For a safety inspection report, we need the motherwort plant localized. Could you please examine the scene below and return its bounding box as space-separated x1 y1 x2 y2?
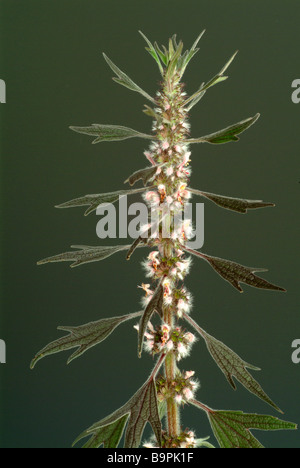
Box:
31 32 297 448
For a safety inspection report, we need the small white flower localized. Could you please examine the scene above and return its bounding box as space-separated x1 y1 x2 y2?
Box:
183 387 193 400
185 370 195 379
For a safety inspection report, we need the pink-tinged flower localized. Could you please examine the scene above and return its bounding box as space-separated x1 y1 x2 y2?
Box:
177 342 188 358
182 387 193 400
164 295 173 305
144 150 156 165
162 141 170 150
177 299 189 311
144 191 160 207
184 332 196 344
166 340 174 351
145 340 154 352
166 196 173 205
174 144 182 153
164 102 171 111
165 166 174 176
175 394 183 405
185 370 195 379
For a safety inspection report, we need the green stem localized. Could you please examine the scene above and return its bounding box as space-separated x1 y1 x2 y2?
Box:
163 242 180 439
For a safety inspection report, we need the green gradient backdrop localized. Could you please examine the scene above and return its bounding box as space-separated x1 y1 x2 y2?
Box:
0 0 299 448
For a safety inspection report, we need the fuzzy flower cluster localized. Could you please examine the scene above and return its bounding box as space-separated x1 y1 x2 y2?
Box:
143 251 192 281
156 370 199 405
144 430 197 449
134 322 196 360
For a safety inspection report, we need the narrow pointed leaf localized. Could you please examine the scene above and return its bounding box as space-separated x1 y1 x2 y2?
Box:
139 31 164 75
126 236 146 260
74 357 164 448
103 53 155 102
154 42 168 66
69 124 153 144
180 30 205 76
184 247 286 293
124 379 162 448
37 244 134 268
125 165 159 186
30 311 142 369
55 187 149 216
183 313 281 412
81 415 129 449
166 41 183 80
184 50 237 109
208 410 297 449
186 113 260 144
189 188 275 214
138 282 164 357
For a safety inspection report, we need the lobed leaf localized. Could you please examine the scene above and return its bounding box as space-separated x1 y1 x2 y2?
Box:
186 113 260 144
138 281 164 357
125 165 160 186
208 410 297 448
80 415 129 449
184 247 286 293
189 188 275 214
74 357 164 448
103 53 155 102
183 313 281 412
30 311 142 368
69 124 153 144
55 187 149 216
37 244 134 268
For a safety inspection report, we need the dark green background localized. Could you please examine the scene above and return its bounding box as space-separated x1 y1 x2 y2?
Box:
0 0 299 448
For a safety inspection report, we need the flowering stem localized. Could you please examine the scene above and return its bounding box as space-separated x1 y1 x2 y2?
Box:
164 305 180 438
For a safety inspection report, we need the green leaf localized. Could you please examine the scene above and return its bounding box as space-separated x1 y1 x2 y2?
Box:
69 124 153 144
184 248 286 293
138 282 164 357
179 30 206 77
195 437 215 449
165 41 184 80
55 187 149 216
189 188 275 214
74 357 164 448
125 165 160 186
81 415 129 449
208 410 297 448
154 42 168 66
126 236 146 261
30 312 142 368
186 113 260 144
124 379 162 448
37 244 135 268
103 53 155 102
139 31 164 76
184 51 237 110
183 314 281 412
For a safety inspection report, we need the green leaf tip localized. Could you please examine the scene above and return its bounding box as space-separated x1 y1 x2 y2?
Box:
189 188 275 214
30 312 143 369
184 314 282 413
186 113 260 145
69 124 153 144
102 52 155 102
